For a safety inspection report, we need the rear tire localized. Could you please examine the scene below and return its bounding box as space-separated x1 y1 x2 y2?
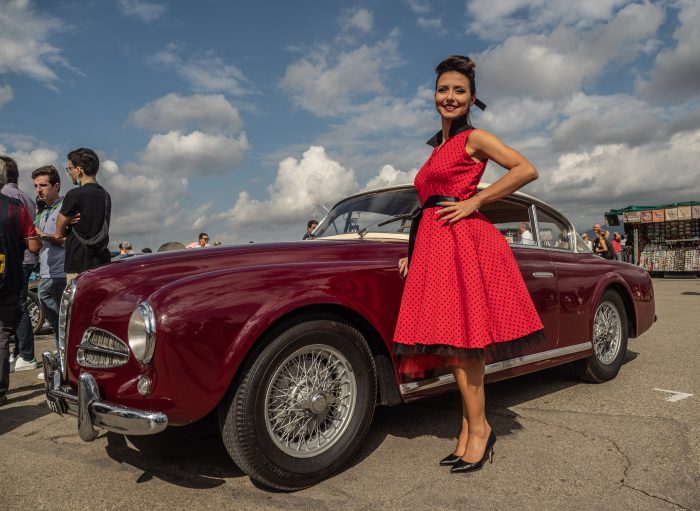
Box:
577 290 628 383
219 314 377 490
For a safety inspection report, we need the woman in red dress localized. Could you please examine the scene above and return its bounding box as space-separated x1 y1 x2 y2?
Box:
394 55 544 474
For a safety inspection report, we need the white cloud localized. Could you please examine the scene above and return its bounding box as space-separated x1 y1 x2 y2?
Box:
117 0 166 22
636 0 700 103
342 8 373 33
551 93 664 151
128 93 243 133
0 0 68 84
138 130 249 177
280 32 402 117
477 2 664 99
466 0 631 39
362 164 418 191
149 44 252 96
0 140 60 193
548 129 700 203
406 0 431 14
222 146 357 231
0 84 13 108
417 17 446 33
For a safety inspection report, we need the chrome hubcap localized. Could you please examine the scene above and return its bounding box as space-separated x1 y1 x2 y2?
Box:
264 344 356 458
593 301 622 365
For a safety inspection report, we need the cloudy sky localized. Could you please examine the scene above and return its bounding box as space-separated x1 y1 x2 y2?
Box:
1 0 698 248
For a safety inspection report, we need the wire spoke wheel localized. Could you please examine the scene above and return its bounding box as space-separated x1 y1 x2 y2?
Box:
593 300 622 365
264 344 357 458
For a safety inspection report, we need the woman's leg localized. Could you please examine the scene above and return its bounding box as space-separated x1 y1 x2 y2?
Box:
452 366 469 457
452 350 491 462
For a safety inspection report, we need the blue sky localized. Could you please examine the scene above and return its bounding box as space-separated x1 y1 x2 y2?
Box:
1 0 699 249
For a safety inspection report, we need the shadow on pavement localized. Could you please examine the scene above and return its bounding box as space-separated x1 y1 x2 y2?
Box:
105 412 244 489
101 351 641 491
0 400 52 437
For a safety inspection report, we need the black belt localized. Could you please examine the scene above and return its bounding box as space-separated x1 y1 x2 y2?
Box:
408 195 461 265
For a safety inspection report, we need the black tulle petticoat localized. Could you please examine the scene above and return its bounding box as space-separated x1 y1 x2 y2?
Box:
393 329 546 379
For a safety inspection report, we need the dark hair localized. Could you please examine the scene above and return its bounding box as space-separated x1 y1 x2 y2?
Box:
67 148 100 176
0 155 19 184
141 247 152 253
434 55 477 97
198 232 209 240
32 165 61 186
307 219 318 229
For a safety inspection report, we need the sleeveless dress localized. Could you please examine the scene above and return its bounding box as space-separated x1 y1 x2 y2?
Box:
393 128 544 377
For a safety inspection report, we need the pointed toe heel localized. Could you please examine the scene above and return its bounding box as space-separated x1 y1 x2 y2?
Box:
439 453 461 466
450 431 497 474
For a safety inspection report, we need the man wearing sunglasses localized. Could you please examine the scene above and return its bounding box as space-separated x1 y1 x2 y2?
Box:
55 148 111 281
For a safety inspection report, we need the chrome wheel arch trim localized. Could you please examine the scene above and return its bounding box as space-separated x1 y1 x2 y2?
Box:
398 342 591 396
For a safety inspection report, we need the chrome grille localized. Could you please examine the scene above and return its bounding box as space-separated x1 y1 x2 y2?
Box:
57 280 77 378
77 328 130 368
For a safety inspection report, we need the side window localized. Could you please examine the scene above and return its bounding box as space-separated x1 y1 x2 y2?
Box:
479 200 535 246
536 208 571 250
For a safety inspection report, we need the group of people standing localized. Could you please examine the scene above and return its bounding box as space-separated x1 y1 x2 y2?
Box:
583 223 625 261
0 148 111 402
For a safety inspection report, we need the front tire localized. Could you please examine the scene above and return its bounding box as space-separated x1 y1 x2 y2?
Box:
220 315 377 490
578 290 629 382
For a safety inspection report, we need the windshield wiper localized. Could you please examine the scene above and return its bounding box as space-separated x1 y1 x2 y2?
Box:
357 210 419 239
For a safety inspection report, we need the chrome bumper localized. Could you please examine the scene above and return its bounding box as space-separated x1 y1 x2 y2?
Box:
42 351 168 441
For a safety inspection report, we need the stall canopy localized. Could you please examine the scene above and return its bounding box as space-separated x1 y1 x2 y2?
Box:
607 201 700 215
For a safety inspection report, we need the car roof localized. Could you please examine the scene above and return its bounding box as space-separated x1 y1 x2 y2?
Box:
332 183 565 222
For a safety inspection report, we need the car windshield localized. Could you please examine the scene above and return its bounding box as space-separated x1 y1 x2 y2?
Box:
314 188 420 238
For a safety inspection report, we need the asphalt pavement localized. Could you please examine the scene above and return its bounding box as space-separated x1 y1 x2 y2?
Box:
1 278 698 510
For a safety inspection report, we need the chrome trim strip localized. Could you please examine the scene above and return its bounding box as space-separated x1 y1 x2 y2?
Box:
532 272 555 278
399 342 592 396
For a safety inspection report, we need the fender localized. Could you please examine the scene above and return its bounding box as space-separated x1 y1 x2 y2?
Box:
146 260 403 424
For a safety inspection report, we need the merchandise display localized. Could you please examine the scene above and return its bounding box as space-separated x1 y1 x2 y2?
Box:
608 201 700 275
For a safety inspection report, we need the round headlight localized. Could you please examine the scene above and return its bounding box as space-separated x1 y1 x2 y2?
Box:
128 302 156 363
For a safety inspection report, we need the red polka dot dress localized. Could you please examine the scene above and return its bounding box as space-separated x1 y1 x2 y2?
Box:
393 128 543 377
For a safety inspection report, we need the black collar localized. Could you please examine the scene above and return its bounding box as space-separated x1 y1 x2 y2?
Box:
426 115 473 148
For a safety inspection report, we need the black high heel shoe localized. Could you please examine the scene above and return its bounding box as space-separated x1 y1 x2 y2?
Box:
439 453 461 466
450 430 496 474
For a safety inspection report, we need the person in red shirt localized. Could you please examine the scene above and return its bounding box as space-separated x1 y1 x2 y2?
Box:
0 156 41 406
612 232 623 261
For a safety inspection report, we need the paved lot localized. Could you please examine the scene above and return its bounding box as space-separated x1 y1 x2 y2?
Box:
1 279 698 510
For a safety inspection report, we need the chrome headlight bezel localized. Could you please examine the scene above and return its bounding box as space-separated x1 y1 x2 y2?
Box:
128 302 156 364
58 279 77 378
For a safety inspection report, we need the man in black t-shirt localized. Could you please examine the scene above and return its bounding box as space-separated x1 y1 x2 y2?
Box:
56 148 111 278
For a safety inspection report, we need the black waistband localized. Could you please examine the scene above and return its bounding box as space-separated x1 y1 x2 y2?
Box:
422 195 462 208
408 195 463 265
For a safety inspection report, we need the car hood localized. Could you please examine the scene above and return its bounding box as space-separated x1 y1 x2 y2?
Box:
75 239 404 307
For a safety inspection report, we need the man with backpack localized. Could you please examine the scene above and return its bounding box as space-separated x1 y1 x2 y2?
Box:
55 148 111 280
0 157 41 406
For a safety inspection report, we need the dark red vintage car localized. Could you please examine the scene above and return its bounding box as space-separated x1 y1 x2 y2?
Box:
42 185 655 490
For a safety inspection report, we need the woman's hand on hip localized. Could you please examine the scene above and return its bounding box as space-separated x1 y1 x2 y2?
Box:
398 257 408 278
435 196 480 223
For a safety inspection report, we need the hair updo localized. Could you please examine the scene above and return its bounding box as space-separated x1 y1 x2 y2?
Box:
434 55 477 97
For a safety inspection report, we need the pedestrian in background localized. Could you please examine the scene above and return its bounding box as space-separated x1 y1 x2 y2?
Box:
56 148 112 281
0 155 38 373
612 232 623 261
186 233 210 248
303 220 318 240
0 158 41 405
32 165 66 378
581 233 593 251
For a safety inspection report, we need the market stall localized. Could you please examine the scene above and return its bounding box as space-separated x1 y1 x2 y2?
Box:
606 202 700 276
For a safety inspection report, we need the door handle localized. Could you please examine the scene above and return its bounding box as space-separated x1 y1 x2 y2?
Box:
532 272 554 278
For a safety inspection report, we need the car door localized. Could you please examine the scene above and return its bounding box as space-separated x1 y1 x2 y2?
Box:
533 206 595 347
480 199 559 356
